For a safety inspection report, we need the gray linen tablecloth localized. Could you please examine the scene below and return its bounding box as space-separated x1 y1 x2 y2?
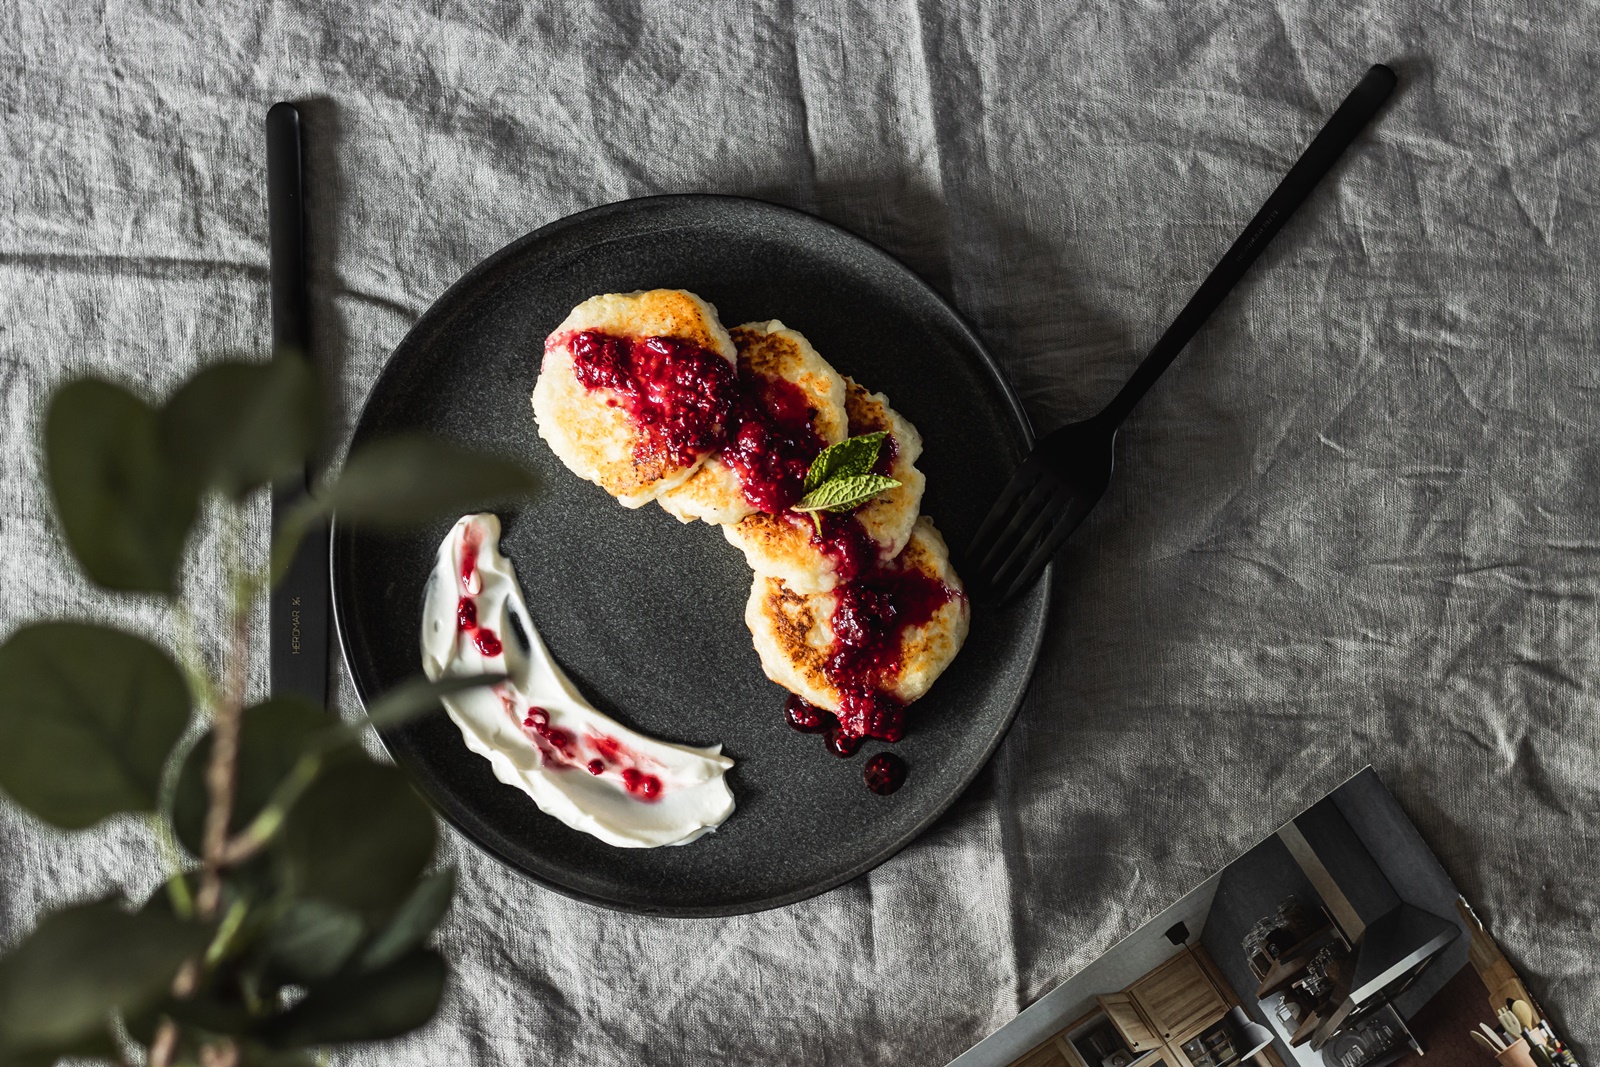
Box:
2 2 1596 1064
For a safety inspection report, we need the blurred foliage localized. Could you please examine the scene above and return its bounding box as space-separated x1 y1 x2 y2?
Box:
0 351 535 1066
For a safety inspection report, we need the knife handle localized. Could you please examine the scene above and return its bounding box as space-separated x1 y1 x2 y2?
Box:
267 102 329 709
267 102 309 362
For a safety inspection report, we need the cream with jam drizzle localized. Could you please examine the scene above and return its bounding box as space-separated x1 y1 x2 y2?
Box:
421 514 734 847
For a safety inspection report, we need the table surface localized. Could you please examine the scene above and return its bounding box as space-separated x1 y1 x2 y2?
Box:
1 3 1595 1065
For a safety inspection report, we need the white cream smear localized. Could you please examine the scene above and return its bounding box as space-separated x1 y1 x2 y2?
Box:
421 514 735 847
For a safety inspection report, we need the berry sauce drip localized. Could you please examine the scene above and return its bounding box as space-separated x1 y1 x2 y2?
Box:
782 559 958 783
808 511 879 586
871 432 900 476
459 524 481 592
455 526 501 656
565 330 833 514
516 712 665 801
523 707 577 764
722 373 827 513
863 753 907 795
828 565 952 737
567 331 740 469
784 694 831 733
456 596 503 657
622 767 663 800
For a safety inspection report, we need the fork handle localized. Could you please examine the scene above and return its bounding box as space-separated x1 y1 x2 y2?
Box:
1099 63 1397 427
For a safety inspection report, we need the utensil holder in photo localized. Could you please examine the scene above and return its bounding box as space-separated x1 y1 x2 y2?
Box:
1497 1037 1537 1067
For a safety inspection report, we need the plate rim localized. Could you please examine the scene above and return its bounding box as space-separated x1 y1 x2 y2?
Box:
330 192 1053 916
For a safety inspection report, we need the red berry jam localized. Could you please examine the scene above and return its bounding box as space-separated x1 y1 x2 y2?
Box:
522 708 577 763
454 529 503 658
723 373 827 513
459 523 481 590
784 554 959 778
863 753 907 795
871 432 899 476
826 727 863 758
622 767 663 801
567 331 740 470
564 330 835 515
808 510 880 586
454 594 502 659
826 564 953 735
500 709 669 803
784 694 833 733
588 734 624 763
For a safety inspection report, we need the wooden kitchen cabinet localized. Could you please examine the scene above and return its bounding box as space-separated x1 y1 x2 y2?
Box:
1009 1036 1082 1067
1128 949 1229 1044
1096 992 1162 1052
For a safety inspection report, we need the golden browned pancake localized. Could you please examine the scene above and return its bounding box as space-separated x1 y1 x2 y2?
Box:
841 377 924 557
722 376 925 592
659 321 848 525
531 290 735 508
744 518 969 710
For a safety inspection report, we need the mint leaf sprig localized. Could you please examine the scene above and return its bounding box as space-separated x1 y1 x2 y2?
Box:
793 431 901 532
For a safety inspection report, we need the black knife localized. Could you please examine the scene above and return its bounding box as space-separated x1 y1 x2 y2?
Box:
267 101 330 708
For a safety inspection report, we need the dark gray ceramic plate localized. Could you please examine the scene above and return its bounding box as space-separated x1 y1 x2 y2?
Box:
331 194 1050 916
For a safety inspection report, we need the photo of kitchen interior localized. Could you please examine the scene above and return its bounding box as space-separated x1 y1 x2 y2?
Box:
953 769 1581 1067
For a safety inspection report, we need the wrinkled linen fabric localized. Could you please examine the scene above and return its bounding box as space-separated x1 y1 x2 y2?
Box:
1 1 1596 1064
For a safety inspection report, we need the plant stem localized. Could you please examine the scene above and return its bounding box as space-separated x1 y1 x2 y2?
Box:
172 599 221 716
149 1019 179 1067
199 1038 239 1067
196 507 253 920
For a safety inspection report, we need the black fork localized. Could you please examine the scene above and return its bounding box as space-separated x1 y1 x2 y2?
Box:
965 63 1397 605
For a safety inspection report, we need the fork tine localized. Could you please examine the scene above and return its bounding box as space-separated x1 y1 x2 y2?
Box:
981 481 1072 595
993 495 1096 603
965 460 1045 570
969 472 1058 578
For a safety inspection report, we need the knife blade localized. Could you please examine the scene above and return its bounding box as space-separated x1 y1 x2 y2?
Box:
266 101 329 708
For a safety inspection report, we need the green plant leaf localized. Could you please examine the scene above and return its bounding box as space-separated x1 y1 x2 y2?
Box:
0 1030 117 1067
237 1045 320 1067
159 352 320 500
802 431 886 493
0 623 189 830
45 379 199 595
277 760 437 919
171 696 330 857
359 869 455 972
323 436 536 526
358 674 508 733
264 900 366 983
163 989 257 1036
259 949 446 1049
268 500 323 588
270 436 536 585
0 897 209 1059
793 473 902 515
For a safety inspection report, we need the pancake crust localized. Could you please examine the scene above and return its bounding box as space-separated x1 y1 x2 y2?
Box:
842 377 925 559
723 376 925 593
659 320 848 525
531 290 736 508
744 518 970 711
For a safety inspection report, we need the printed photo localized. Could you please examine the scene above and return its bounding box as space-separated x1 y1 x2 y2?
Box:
951 769 1578 1067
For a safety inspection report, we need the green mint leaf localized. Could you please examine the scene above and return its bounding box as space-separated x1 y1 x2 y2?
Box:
794 474 902 515
803 432 887 493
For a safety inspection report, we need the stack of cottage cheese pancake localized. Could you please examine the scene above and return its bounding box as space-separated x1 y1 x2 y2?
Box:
532 289 969 761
